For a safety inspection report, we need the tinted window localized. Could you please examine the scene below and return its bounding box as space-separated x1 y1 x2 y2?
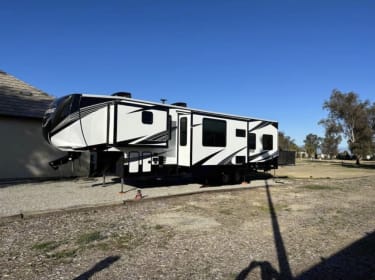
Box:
236 129 246 137
203 118 226 147
180 117 187 146
142 111 153 124
80 97 112 108
236 156 246 164
248 133 256 149
263 134 273 150
52 95 72 126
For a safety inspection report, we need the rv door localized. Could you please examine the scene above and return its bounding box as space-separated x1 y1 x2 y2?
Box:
178 114 191 167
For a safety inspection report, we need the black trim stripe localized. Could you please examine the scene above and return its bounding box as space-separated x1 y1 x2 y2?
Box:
52 101 111 145
190 113 193 166
218 146 247 165
116 133 169 147
50 114 79 135
249 121 273 133
79 102 111 119
127 104 168 114
140 130 169 142
248 151 279 162
248 151 270 162
50 100 112 137
193 149 224 167
113 103 118 144
247 121 250 163
106 104 110 145
116 136 144 146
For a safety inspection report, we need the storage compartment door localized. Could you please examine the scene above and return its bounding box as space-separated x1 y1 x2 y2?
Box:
142 152 152 173
129 152 139 173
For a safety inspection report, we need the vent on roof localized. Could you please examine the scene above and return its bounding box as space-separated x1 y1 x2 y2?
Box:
172 102 187 107
112 92 132 98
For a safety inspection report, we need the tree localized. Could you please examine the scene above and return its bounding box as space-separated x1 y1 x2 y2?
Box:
304 133 322 158
321 90 373 164
278 131 299 151
369 103 375 131
369 103 375 153
319 118 342 159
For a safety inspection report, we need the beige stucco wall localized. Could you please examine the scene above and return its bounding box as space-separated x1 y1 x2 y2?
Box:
0 116 89 180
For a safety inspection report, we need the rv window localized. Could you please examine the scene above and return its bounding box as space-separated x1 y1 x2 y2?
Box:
202 118 226 147
236 129 246 137
263 134 273 150
180 117 187 146
142 111 153 124
248 133 256 149
80 97 112 108
236 156 246 164
52 95 72 126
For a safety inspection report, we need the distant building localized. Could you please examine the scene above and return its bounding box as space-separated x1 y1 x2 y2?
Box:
297 151 308 158
0 70 89 181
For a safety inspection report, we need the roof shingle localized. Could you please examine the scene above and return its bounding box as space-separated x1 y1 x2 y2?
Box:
0 71 54 119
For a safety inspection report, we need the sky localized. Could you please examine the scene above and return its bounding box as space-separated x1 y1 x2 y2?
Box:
1 0 374 146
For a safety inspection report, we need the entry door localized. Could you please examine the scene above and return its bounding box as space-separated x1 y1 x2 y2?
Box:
178 114 191 167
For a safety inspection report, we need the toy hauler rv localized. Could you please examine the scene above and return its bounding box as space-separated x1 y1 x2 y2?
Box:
42 93 278 184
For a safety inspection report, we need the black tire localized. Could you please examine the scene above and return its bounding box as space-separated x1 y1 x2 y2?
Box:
232 170 243 184
221 172 231 185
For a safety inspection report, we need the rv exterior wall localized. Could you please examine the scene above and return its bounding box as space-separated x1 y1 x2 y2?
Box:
81 106 108 147
42 93 278 177
116 103 168 147
192 114 248 166
50 119 86 151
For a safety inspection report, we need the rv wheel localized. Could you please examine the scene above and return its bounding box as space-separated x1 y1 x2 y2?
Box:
221 172 231 185
233 170 242 184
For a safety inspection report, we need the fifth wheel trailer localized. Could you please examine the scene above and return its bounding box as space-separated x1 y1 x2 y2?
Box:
42 93 278 184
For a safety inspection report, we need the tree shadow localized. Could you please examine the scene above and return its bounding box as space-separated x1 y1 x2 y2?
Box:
236 180 375 279
73 255 120 280
338 162 375 170
295 231 375 280
264 181 293 280
236 261 280 280
236 181 293 280
326 159 375 170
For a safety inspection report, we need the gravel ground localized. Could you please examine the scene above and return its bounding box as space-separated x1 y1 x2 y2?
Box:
1 174 374 280
0 176 280 218
1 160 371 218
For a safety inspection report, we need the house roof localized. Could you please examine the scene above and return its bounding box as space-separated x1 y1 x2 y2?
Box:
0 70 53 119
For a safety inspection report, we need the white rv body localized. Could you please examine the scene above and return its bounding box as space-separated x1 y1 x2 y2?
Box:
43 93 278 182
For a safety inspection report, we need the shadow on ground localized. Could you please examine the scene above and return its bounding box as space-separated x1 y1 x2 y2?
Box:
123 175 194 188
337 161 375 170
295 231 375 280
121 172 276 188
236 180 375 280
73 255 120 280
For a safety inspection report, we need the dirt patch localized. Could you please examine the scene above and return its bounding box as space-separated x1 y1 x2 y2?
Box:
149 212 221 231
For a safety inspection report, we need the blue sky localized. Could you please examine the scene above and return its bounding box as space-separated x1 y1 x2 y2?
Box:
1 1 374 146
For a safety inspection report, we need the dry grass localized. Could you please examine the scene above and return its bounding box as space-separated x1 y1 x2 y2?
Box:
275 159 375 179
